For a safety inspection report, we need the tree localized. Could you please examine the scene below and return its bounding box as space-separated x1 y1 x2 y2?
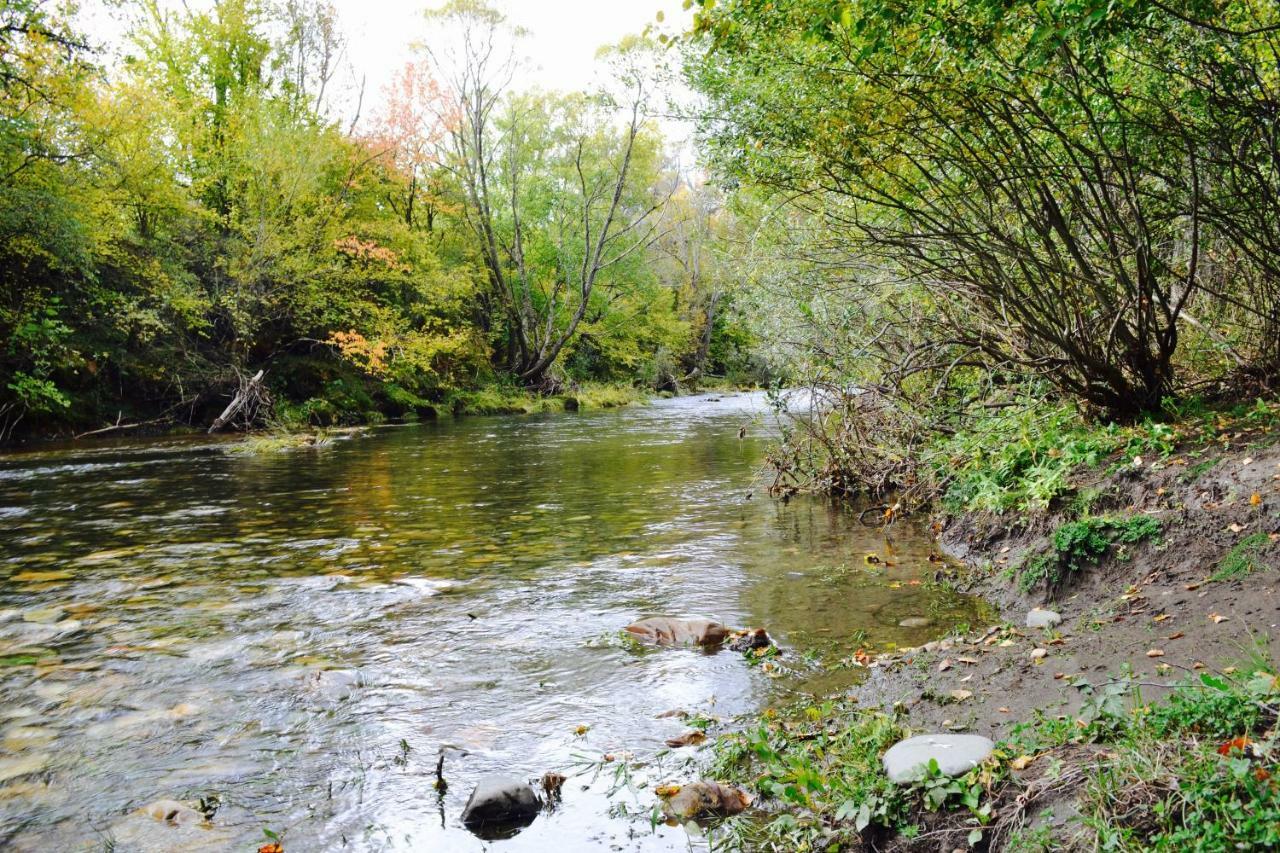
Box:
423 2 670 388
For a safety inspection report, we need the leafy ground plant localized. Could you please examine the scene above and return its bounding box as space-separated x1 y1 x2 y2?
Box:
1018 515 1162 592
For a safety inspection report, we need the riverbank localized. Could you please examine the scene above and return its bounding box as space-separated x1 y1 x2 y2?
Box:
705 403 1280 851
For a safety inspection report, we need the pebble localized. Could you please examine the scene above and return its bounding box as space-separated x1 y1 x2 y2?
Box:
1026 608 1062 629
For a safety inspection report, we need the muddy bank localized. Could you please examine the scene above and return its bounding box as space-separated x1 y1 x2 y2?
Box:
851 434 1280 751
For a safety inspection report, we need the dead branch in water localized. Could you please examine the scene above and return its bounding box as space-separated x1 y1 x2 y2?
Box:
208 369 269 433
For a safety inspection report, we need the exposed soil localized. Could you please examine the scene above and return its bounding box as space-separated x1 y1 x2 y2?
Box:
843 433 1280 848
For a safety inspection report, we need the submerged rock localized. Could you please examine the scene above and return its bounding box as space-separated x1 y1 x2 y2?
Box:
309 668 362 701
137 798 207 826
898 617 933 629
1026 608 1063 629
659 781 751 820
625 617 729 647
461 776 541 838
882 734 995 784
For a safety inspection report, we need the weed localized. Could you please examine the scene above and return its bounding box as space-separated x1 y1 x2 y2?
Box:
1213 532 1272 581
1018 515 1162 592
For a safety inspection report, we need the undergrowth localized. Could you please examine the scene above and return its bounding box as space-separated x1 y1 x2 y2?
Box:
706 665 1280 852
1017 515 1162 592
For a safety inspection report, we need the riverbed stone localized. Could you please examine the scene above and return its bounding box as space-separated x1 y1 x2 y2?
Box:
625 617 729 647
1025 608 1063 629
660 781 751 820
882 734 995 784
898 617 933 628
461 776 541 835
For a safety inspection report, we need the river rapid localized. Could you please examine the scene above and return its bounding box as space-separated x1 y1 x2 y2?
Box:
0 392 987 851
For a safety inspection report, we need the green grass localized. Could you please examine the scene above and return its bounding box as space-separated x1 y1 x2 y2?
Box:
1213 532 1273 581
706 701 998 851
1018 515 1162 592
933 392 1280 518
706 665 1280 852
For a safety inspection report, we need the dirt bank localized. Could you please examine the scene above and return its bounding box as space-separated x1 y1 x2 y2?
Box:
850 434 1280 740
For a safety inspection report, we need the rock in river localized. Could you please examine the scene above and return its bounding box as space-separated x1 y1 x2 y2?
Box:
727 627 772 652
461 776 541 838
659 781 751 821
625 617 729 647
1026 608 1063 629
882 734 995 784
898 617 933 629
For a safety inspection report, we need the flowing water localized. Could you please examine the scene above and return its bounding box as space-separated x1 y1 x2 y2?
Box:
0 393 989 851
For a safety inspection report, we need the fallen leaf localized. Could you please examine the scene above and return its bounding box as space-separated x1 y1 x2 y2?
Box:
1209 613 1228 624
958 656 980 665
258 845 283 853
938 659 952 672
1146 649 1165 658
1053 672 1066 680
573 724 590 736
1167 632 1185 640
1242 457 1255 466
998 706 1010 713
1250 493 1262 506
1029 648 1048 660
949 689 973 702
1193 661 1205 670
1228 523 1245 533
1153 614 1171 623
655 784 682 798
1217 736 1251 756
1010 755 1035 771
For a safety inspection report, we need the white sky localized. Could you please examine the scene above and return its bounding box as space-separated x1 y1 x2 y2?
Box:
80 1 695 127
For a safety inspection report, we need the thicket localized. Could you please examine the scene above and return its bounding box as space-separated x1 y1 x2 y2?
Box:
683 0 1280 504
0 0 762 442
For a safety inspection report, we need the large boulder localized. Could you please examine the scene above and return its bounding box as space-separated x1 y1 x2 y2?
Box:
882 734 995 784
461 776 541 838
625 617 729 647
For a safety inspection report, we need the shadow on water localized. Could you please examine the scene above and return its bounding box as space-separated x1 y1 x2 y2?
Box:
0 392 990 851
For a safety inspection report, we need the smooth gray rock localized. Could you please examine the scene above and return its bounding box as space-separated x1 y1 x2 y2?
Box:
1025 608 1063 629
898 617 933 628
882 734 994 784
461 776 541 833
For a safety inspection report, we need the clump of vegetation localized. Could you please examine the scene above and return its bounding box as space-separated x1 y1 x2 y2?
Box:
706 701 997 851
1213 533 1274 581
1018 515 1162 592
707 666 1280 852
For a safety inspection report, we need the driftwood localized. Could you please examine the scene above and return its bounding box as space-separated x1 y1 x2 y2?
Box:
208 369 267 433
75 413 171 440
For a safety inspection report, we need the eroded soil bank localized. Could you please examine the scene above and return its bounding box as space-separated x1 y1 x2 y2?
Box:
841 429 1280 848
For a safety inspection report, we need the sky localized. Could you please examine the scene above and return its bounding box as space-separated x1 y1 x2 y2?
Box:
80 1 696 129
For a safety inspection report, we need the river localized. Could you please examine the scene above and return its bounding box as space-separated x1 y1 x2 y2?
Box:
0 392 988 851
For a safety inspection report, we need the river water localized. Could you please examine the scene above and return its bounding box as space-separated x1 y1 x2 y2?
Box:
0 392 987 851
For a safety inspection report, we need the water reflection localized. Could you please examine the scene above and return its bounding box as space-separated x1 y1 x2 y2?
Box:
0 393 987 850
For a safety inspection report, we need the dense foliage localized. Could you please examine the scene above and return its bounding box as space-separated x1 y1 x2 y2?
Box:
682 0 1280 499
0 0 762 441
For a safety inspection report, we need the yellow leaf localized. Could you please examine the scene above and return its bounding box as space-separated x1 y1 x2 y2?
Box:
1146 648 1165 658
1250 493 1262 506
1010 755 1034 771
